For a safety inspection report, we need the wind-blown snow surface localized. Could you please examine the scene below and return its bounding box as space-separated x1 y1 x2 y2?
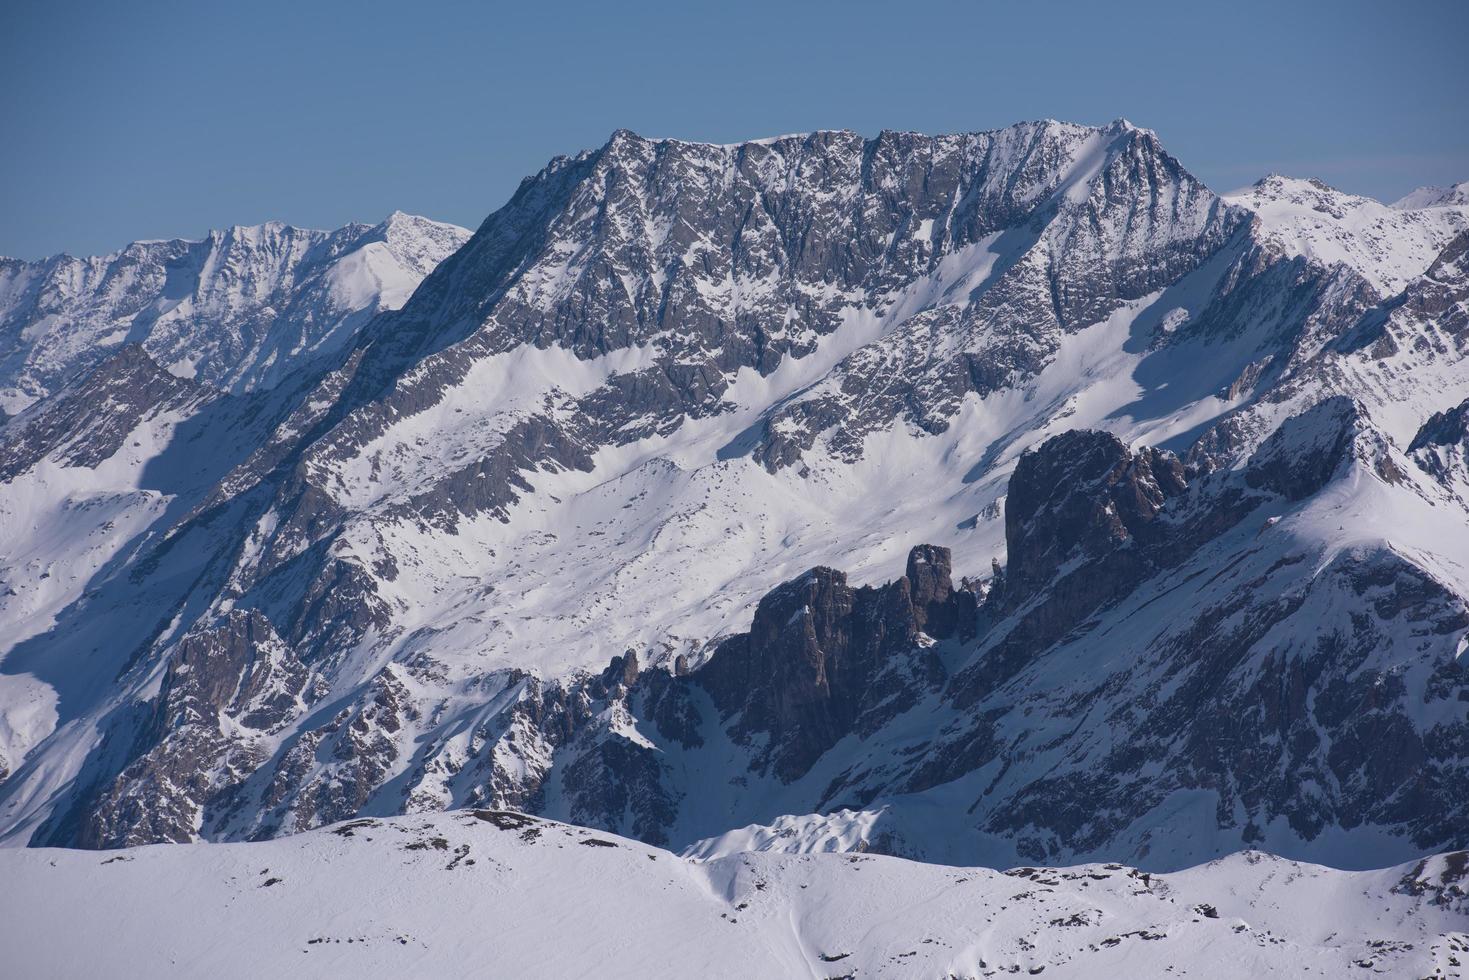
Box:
1 811 1464 979
0 120 1467 880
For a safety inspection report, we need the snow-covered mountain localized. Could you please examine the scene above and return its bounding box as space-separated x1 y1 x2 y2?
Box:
1225 174 1469 294
0 212 470 414
0 121 1466 894
2 810 1464 979
1395 180 1469 210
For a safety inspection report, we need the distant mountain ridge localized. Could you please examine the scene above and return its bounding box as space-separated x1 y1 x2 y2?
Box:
0 212 470 414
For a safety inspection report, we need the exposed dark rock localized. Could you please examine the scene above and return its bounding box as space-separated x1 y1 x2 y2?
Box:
1410 398 1469 454
1409 396 1469 489
695 546 960 779
77 611 310 848
906 544 973 640
1244 396 1361 500
1002 430 1186 604
0 345 204 480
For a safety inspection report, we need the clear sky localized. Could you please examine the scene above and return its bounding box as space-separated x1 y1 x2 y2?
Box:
3 0 1466 259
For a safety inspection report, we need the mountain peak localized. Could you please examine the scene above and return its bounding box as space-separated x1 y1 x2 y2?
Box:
1393 180 1469 210
372 209 469 244
1242 173 1351 200
1226 172 1469 293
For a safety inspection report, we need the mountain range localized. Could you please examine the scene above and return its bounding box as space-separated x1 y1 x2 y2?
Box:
1 120 1467 902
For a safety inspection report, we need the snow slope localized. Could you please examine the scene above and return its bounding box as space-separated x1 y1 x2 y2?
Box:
1 810 1463 979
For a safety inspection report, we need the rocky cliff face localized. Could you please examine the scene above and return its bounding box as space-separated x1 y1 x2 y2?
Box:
534 408 1467 868
695 547 964 781
1 122 1466 874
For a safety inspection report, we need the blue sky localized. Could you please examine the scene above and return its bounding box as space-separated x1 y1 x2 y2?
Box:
3 0 1466 259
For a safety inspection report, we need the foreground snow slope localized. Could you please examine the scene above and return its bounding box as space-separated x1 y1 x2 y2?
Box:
1 810 1464 979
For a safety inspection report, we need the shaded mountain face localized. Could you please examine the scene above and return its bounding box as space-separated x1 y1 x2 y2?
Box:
0 121 1466 873
0 345 206 479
